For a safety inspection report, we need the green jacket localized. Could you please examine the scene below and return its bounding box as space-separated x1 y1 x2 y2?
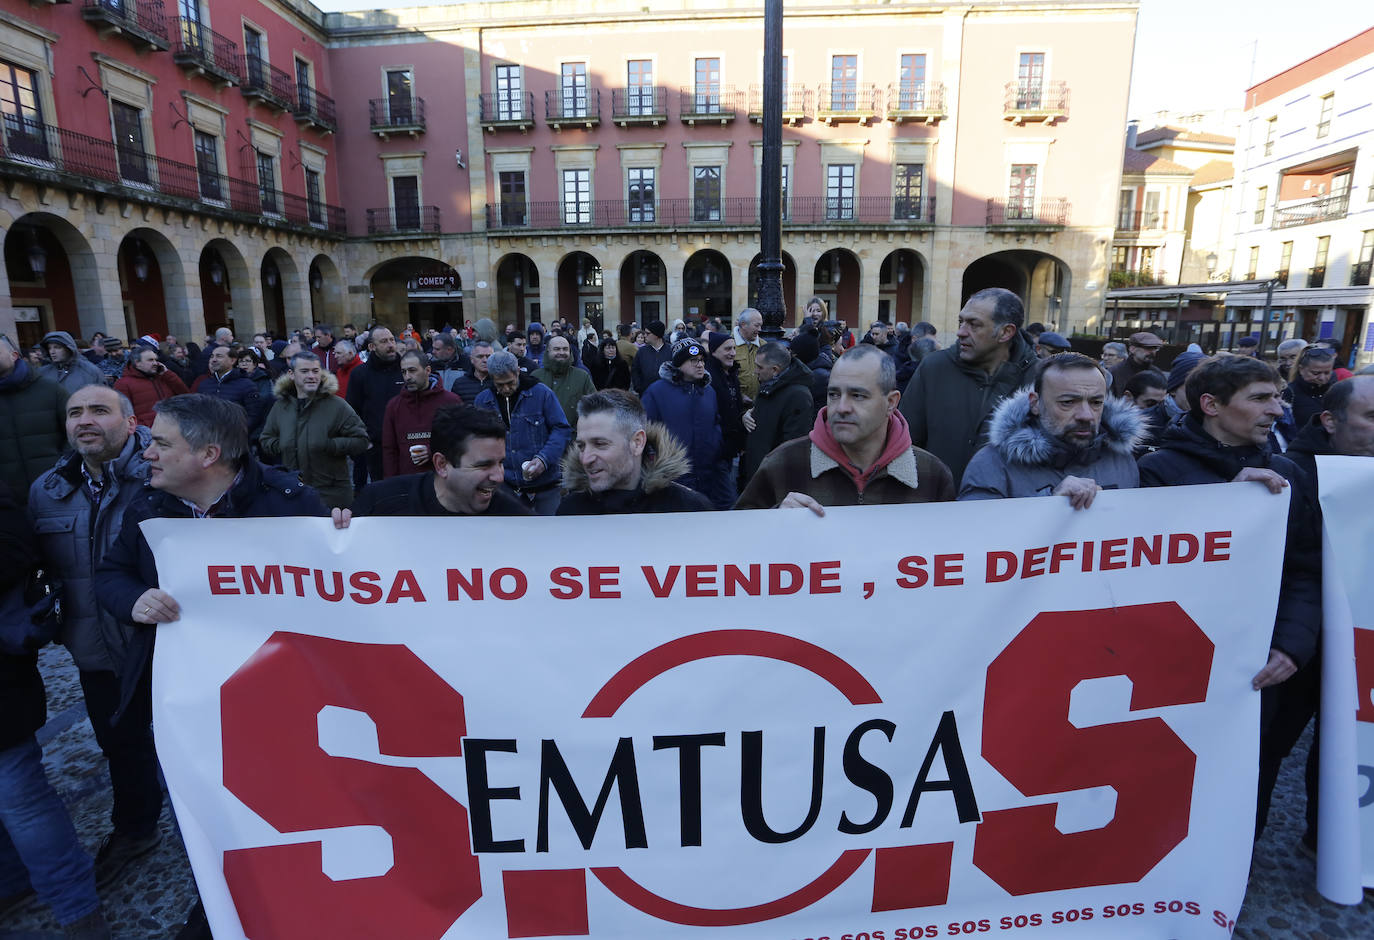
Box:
897 332 1037 487
532 363 596 427
0 360 69 505
259 371 369 509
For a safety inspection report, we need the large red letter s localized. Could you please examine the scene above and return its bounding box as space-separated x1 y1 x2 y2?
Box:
973 603 1214 895
220 631 481 939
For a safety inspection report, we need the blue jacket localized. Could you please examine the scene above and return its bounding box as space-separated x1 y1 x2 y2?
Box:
95 460 327 719
474 374 571 490
193 368 264 433
641 362 721 493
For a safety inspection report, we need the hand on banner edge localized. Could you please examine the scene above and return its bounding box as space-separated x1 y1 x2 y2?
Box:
332 507 353 529
132 588 181 625
778 492 826 517
1233 467 1289 495
1251 648 1297 689
1053 475 1102 510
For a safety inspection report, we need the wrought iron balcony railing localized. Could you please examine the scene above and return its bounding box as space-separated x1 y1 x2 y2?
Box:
1307 265 1326 289
885 82 947 121
612 87 668 124
747 85 811 122
1271 193 1349 229
478 93 536 129
241 55 296 112
81 0 169 50
171 19 241 85
1003 81 1070 121
485 195 935 230
1352 261 1372 287
679 86 741 123
293 84 337 132
817 84 880 121
366 205 441 235
545 89 600 128
987 197 1070 225
1116 210 1168 231
369 97 425 134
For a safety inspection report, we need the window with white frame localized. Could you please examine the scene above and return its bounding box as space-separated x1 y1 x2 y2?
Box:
627 60 654 115
562 168 591 224
826 163 855 219
1316 94 1333 139
693 165 721 221
628 167 655 222
560 63 588 118
894 163 923 219
495 64 523 120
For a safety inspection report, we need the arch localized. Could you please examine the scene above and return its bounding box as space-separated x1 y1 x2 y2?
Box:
619 250 667 329
261 247 301 338
308 253 344 327
3 212 102 343
961 249 1072 330
682 249 731 326
557 251 604 327
877 249 927 325
200 239 251 339
747 251 797 325
813 249 861 325
494 252 540 330
368 256 462 332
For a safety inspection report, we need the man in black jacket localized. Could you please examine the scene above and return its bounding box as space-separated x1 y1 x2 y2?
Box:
344 327 404 487
1137 355 1321 837
742 342 814 483
630 321 673 395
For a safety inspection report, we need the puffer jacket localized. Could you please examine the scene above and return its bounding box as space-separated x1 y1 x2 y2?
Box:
27 426 152 671
743 357 815 482
38 330 106 392
259 372 370 509
557 423 714 514
114 358 190 427
959 389 1144 499
192 367 264 432
641 362 721 495
474 373 571 491
0 359 69 505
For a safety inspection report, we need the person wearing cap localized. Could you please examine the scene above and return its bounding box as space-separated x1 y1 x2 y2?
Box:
1109 331 1165 397
1235 336 1260 358
1034 331 1071 359
640 338 721 498
94 337 127 385
630 320 672 394
1137 349 1205 451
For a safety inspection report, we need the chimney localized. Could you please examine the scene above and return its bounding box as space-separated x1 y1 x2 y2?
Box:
1126 119 1139 149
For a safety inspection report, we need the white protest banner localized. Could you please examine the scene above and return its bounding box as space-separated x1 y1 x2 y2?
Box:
144 483 1284 939
1316 456 1374 901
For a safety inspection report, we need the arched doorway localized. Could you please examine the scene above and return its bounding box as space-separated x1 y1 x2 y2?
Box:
368 257 462 331
812 249 860 325
961 250 1071 329
557 251 603 327
683 250 731 326
308 254 343 326
878 249 925 324
3 215 94 345
260 254 287 338
200 240 249 339
747 252 797 325
118 234 169 340
495 254 540 329
620 250 667 327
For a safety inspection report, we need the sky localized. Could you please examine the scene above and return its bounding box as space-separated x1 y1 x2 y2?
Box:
307 0 1369 127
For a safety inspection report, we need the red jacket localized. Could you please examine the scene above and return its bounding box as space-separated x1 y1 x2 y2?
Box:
334 356 363 399
114 360 190 427
381 381 463 477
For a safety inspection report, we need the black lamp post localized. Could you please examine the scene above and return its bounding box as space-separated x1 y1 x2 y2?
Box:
756 0 785 338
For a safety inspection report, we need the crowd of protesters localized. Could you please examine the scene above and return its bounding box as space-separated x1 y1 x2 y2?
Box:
1 289 1372 937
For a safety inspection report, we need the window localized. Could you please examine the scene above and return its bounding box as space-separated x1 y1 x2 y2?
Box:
628 167 655 222
898 53 926 109
693 165 721 221
1246 246 1259 280
560 63 588 118
1277 241 1292 285
1111 246 1128 272
694 58 721 113
0 61 48 161
1008 164 1037 219
1140 247 1156 276
1143 190 1161 228
830 55 857 110
386 70 414 123
243 27 265 85
1253 185 1268 224
256 150 277 213
894 163 923 219
1118 189 1134 228
305 168 323 223
499 171 526 226
1314 236 1330 267
627 60 654 115
1316 94 1333 139
1310 236 1330 287
562 168 590 224
194 130 220 200
112 101 149 184
392 175 419 229
1264 117 1276 157
1353 230 1373 286
179 0 202 48
826 163 855 220
1017 53 1045 109
780 163 789 221
495 64 523 120
295 59 313 113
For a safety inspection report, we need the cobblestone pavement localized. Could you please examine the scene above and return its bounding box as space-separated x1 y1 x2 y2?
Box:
2 647 1373 938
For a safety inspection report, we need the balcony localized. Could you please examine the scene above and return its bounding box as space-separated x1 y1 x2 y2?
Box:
1307 265 1326 289
1276 268 1289 288
293 85 337 133
479 93 535 133
366 205 441 235
545 89 600 130
747 85 810 125
986 197 1070 227
484 195 935 231
679 87 740 125
1115 210 1168 232
0 119 345 234
817 84 880 124
369 97 425 137
611 87 668 126
885 82 947 124
1271 192 1349 229
81 0 169 51
1351 261 1371 287
241 56 295 113
1003 81 1069 124
171 19 241 87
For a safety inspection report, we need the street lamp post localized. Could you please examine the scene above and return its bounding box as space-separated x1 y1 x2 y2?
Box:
756 0 785 338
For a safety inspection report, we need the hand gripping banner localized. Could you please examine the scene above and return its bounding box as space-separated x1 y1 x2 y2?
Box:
143 484 1285 938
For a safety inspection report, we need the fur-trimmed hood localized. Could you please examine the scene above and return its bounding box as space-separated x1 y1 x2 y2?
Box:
560 421 692 495
987 386 1144 466
272 368 340 401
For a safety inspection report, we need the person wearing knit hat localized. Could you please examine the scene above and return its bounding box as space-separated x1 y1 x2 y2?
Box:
1138 350 1206 451
630 320 672 394
640 338 722 500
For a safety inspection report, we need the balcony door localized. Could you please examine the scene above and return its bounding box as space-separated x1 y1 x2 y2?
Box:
1008 164 1037 220
1017 53 1044 108
393 175 420 229
0 62 49 161
386 69 413 124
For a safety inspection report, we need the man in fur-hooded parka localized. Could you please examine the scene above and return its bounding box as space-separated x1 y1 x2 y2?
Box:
959 353 1144 501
